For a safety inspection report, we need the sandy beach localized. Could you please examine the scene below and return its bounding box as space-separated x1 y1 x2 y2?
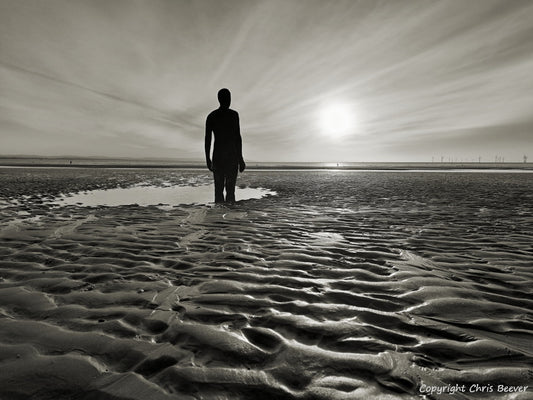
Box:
0 167 531 399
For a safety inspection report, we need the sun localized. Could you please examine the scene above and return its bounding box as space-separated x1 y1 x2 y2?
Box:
320 102 356 138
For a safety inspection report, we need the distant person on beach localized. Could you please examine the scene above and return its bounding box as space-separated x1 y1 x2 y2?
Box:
205 88 246 203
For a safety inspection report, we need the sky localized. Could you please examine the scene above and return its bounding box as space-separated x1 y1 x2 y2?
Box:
1 0 532 163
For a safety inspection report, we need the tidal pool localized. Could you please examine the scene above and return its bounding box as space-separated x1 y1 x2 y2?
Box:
55 184 276 208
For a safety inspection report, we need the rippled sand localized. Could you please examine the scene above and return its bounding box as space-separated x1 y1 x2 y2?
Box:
0 168 531 400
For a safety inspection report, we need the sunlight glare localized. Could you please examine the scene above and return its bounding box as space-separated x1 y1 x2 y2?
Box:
320 102 356 138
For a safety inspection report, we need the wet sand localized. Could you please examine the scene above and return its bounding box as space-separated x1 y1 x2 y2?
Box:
0 168 531 399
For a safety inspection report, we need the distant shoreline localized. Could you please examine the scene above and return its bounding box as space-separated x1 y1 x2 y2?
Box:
1 161 532 171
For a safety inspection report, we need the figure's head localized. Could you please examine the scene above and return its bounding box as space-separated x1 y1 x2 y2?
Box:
217 88 231 109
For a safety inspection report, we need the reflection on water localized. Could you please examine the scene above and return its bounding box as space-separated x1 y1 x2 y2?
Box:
55 184 275 208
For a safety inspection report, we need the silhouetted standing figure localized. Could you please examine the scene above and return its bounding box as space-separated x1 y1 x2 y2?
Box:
205 88 246 203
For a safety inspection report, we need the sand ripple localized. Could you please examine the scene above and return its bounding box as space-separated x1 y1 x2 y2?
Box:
0 168 532 399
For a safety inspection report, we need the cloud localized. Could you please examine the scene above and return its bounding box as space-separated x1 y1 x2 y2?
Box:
1 0 532 161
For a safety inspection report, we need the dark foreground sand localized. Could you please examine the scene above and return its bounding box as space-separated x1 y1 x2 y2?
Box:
0 168 531 400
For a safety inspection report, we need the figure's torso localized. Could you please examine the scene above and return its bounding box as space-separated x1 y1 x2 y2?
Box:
207 108 240 163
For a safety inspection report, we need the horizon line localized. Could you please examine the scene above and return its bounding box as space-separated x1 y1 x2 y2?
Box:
0 155 530 165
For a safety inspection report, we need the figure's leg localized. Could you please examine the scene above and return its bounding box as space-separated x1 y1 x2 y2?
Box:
213 169 225 203
224 164 238 203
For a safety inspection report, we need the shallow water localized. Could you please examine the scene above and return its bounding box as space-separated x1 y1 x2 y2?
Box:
54 183 275 209
0 168 531 400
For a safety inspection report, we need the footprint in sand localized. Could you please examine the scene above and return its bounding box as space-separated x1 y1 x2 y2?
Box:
178 207 248 249
52 214 97 239
184 208 208 224
178 208 208 250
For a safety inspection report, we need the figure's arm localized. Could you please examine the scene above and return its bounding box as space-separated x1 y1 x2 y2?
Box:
236 113 245 172
205 117 213 171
